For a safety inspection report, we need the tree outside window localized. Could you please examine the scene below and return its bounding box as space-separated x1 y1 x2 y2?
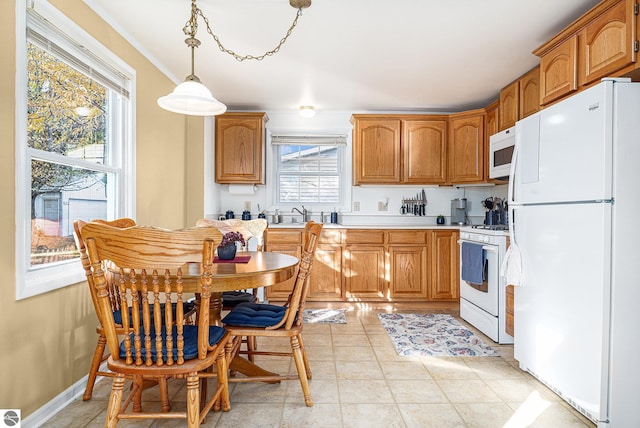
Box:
27 42 111 266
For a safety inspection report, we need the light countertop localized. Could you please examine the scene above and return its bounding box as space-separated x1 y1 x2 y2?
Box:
266 223 466 230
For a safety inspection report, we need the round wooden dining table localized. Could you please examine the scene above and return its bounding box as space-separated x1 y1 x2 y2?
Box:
184 250 299 326
184 250 299 379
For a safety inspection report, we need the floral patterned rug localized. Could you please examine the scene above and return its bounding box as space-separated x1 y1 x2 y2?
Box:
378 313 496 357
303 308 347 324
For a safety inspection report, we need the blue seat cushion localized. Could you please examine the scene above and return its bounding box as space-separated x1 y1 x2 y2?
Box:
222 302 287 328
222 291 257 307
113 302 195 327
119 325 226 362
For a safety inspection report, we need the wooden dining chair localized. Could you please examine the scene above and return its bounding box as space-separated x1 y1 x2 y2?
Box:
196 218 268 308
73 218 197 401
74 218 136 401
80 222 232 427
221 221 322 407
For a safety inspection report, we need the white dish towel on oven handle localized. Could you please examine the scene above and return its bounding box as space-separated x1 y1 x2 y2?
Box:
500 242 522 286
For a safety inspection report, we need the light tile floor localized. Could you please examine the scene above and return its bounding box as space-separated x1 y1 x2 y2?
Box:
45 307 595 427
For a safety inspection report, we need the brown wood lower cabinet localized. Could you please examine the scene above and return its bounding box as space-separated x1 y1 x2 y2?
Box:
506 285 515 337
429 230 459 300
344 245 386 300
263 229 302 300
311 243 343 300
265 227 459 302
343 230 386 300
388 230 429 299
505 237 514 337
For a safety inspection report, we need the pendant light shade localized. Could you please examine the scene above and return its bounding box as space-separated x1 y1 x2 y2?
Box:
157 79 227 116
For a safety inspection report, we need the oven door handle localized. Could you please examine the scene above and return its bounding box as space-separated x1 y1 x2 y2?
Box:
458 240 499 254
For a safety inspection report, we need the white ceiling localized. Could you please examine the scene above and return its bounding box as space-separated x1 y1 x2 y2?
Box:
84 0 601 113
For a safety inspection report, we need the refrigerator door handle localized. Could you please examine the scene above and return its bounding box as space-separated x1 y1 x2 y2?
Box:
508 131 520 208
508 140 520 244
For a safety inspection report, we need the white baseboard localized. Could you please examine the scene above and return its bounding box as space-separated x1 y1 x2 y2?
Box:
22 363 107 428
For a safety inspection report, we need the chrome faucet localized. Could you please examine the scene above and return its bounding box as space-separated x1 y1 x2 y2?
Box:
292 206 310 222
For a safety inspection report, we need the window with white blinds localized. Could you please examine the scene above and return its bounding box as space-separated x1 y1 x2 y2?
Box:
15 1 134 299
272 135 346 204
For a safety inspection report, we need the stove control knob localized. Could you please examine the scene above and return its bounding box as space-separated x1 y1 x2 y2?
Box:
461 232 469 239
482 236 490 243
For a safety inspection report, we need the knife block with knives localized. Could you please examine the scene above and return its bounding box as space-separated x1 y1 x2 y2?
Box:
400 189 427 216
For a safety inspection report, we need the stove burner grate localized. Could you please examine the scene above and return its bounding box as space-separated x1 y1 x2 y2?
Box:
471 224 509 231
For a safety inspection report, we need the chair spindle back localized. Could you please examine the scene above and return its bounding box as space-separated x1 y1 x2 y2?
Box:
81 223 222 366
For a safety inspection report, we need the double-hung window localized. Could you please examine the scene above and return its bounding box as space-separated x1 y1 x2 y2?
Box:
272 135 347 206
16 1 135 299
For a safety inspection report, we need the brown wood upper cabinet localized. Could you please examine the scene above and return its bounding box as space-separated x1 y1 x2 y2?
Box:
485 100 499 139
499 80 519 130
484 100 506 184
519 66 541 119
403 120 448 184
539 35 579 105
448 110 484 184
215 112 268 184
499 66 540 130
351 117 401 184
351 115 448 185
579 0 637 86
535 0 639 106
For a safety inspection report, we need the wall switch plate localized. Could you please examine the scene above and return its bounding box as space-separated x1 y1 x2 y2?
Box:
378 201 388 211
244 201 251 211
353 201 360 211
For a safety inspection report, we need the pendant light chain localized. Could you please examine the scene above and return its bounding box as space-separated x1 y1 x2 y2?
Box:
158 0 309 116
186 2 306 62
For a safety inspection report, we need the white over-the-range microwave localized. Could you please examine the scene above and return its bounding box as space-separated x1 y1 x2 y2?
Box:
488 126 515 179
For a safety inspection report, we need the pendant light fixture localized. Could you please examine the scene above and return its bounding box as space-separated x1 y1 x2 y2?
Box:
158 0 312 116
157 35 226 116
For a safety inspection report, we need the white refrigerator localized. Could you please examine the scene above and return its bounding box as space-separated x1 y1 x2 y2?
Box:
506 78 640 427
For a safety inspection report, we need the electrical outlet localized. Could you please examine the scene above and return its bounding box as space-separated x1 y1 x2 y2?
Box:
353 201 360 211
378 201 388 211
244 201 251 211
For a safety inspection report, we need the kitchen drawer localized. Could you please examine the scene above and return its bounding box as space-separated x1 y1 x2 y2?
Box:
388 230 428 245
265 229 302 244
344 230 385 245
320 229 343 244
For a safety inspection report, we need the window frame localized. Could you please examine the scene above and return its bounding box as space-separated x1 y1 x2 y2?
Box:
15 0 136 300
266 131 351 213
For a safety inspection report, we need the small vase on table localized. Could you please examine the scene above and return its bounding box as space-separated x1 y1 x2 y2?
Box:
217 244 237 260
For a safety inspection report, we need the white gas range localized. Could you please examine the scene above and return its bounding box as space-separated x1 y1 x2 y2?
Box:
459 225 513 344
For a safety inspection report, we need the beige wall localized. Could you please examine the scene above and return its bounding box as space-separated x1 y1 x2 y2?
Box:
0 0 204 417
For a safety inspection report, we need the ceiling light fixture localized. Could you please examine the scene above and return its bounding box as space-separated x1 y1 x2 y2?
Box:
299 105 315 118
158 0 312 116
